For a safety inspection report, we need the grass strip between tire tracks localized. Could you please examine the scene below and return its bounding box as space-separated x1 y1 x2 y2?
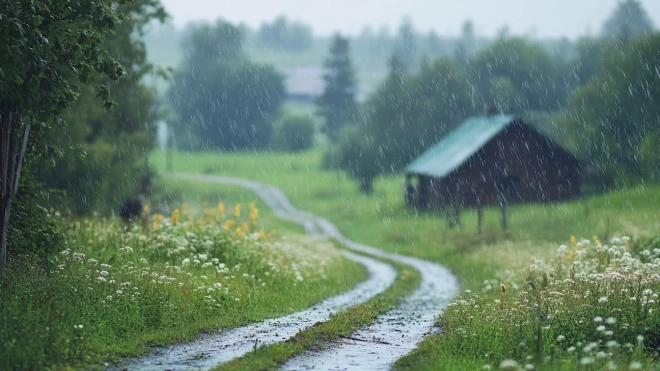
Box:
214 251 422 371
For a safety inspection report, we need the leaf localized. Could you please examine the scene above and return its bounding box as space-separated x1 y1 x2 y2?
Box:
15 74 24 85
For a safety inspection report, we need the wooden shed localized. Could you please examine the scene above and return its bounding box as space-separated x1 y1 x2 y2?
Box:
404 115 582 216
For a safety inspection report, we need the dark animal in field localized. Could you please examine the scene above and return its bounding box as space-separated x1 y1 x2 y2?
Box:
120 195 145 221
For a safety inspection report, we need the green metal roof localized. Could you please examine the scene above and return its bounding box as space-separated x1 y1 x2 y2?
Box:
405 114 516 178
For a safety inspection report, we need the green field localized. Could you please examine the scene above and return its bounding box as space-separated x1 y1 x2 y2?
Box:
0 179 367 369
151 148 660 370
151 148 660 290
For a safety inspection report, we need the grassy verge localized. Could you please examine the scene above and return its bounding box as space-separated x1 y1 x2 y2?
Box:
215 259 420 371
151 148 660 369
151 149 660 289
0 191 366 369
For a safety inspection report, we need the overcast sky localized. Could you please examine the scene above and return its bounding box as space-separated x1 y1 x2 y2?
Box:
158 0 659 39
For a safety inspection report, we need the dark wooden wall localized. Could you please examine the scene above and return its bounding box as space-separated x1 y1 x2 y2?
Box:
410 121 582 209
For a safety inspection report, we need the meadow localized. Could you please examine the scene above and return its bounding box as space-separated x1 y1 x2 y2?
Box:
0 199 366 369
152 148 660 369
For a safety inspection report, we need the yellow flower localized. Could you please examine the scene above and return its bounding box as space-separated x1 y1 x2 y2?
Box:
611 259 616 269
153 221 159 231
235 227 244 237
241 222 250 233
500 284 507 293
171 209 179 225
258 229 265 239
142 204 149 217
224 220 234 230
182 203 188 215
218 203 225 216
570 235 576 247
567 250 575 261
234 204 241 218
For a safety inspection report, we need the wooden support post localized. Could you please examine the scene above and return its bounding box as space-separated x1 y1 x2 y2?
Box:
477 204 483 234
500 199 508 231
454 202 462 230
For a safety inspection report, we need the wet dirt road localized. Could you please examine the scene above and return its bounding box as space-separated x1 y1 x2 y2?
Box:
114 174 459 370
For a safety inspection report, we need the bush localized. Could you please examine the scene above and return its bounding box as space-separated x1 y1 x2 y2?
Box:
273 114 315 152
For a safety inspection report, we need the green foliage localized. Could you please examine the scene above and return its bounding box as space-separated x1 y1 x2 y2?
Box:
273 114 316 152
316 34 358 142
257 15 313 52
401 237 660 371
0 207 364 368
602 0 655 44
469 37 569 112
169 20 285 151
562 32 660 187
42 0 167 215
337 54 476 191
0 0 130 266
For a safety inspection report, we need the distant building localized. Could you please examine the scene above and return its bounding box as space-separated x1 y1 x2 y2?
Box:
404 115 582 211
282 66 325 103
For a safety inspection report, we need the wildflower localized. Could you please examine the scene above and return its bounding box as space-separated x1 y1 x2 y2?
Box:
637 335 644 343
171 209 179 225
579 357 594 365
556 335 565 342
567 346 576 352
570 235 577 246
218 203 225 215
500 284 507 293
100 264 111 269
594 316 603 322
498 359 519 370
120 246 133 253
142 203 149 217
598 296 608 303
606 317 616 324
597 325 606 332
234 204 241 218
139 258 148 265
629 361 643 370
97 277 107 283
106 295 113 301
116 290 123 295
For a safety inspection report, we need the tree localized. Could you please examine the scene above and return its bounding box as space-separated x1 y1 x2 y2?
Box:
568 36 603 87
316 34 358 142
342 54 477 193
562 32 660 188
602 0 655 44
469 37 568 113
396 17 417 70
169 20 285 151
273 113 316 152
454 20 476 65
43 0 168 214
257 15 313 52
1 0 126 268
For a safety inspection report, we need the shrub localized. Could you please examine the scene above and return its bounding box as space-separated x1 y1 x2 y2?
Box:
273 114 315 152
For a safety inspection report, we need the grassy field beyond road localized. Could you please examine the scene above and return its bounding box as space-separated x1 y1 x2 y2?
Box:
151 149 660 290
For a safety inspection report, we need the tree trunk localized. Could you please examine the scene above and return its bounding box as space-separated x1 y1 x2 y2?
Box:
1 102 30 269
360 176 373 194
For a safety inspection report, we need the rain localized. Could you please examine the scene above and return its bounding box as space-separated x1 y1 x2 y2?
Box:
1 0 660 370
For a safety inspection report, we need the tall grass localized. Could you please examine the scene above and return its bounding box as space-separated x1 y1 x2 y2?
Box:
0 203 365 369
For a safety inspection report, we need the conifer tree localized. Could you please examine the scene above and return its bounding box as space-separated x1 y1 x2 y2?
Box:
316 34 357 142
